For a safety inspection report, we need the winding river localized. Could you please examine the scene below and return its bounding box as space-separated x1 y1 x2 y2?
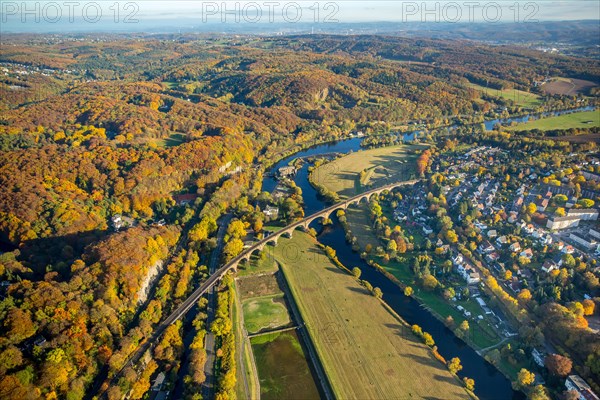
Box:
258 107 597 399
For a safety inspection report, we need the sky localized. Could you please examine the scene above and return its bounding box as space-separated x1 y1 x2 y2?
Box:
1 1 599 33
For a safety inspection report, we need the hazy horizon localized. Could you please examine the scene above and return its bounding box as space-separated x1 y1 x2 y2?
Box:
1 1 600 34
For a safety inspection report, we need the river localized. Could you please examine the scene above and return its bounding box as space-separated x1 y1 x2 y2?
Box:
0 241 16 253
257 109 578 398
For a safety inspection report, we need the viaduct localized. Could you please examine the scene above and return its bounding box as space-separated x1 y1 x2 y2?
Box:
100 179 418 396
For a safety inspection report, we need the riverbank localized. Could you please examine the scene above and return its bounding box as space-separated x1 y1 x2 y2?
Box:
261 128 523 400
273 232 471 399
336 197 528 381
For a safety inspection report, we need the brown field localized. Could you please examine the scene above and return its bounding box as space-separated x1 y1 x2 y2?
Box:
236 271 283 300
541 77 597 95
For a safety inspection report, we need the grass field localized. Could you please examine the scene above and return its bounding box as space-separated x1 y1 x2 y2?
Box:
507 110 599 131
274 232 469 399
344 208 379 250
250 331 320 400
236 259 319 398
466 82 541 108
237 251 278 277
242 295 291 334
145 133 186 148
311 144 425 199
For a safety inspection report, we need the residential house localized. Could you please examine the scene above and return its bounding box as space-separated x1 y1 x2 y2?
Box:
173 193 198 206
542 260 558 273
479 241 495 253
487 230 498 239
486 252 500 263
263 206 279 219
565 375 600 400
510 278 522 293
152 372 166 391
437 245 450 254
457 264 481 284
562 245 575 254
278 166 297 178
532 349 546 367
452 253 464 266
552 253 565 267
520 249 534 259
514 196 524 208
218 161 232 173
524 224 535 234
496 235 509 246
33 336 47 347
510 242 522 252
111 214 123 230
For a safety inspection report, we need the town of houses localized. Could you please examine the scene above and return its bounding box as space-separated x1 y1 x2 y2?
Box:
390 145 600 399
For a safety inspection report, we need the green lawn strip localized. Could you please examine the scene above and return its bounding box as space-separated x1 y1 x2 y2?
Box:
506 110 599 131
344 207 379 250
232 282 259 400
242 294 291 334
237 249 278 277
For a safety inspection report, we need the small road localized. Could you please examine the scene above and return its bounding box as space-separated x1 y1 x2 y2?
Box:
201 213 232 399
247 325 298 338
476 337 511 355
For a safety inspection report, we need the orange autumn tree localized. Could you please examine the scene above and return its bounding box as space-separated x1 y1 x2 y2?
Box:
416 149 432 176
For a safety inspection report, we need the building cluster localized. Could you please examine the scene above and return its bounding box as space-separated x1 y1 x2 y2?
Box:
547 208 599 230
452 253 481 284
393 186 434 235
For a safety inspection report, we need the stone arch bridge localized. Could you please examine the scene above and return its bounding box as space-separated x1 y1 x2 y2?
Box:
229 179 419 270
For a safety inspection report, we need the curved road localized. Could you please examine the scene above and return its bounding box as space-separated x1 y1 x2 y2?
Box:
99 180 417 397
